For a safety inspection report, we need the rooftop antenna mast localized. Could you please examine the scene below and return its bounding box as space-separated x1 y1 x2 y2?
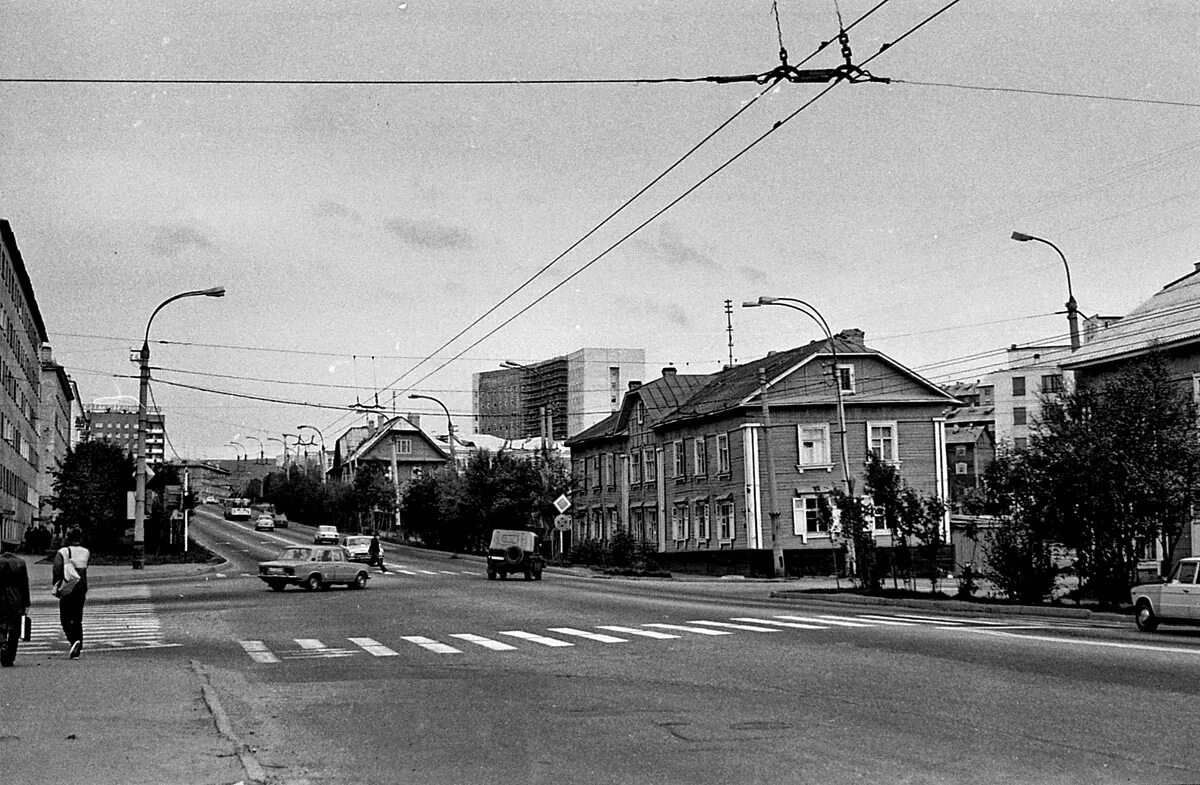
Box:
725 299 735 368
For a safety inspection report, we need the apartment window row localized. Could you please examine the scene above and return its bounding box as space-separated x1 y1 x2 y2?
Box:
792 493 898 539
670 497 736 542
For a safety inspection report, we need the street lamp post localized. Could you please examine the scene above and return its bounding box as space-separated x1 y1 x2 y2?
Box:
133 286 224 569
297 424 327 484
1011 231 1081 351
283 433 300 472
743 296 855 580
266 436 285 469
243 435 264 465
408 394 457 471
226 441 245 473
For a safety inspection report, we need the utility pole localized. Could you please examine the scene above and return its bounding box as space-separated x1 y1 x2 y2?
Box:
758 368 784 578
725 299 735 368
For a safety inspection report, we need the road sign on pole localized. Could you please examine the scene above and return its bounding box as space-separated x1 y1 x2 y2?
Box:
554 514 571 531
554 494 571 514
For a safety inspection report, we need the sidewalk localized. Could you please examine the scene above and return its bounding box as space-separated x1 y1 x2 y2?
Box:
3 554 251 785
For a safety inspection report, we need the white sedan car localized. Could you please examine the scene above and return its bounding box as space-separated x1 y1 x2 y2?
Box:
1131 557 1200 631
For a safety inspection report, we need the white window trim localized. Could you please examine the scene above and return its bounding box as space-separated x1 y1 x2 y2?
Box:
717 499 735 541
672 439 685 479
716 432 731 475
796 423 833 473
792 495 829 543
836 363 856 395
693 437 707 477
866 420 899 464
694 500 710 541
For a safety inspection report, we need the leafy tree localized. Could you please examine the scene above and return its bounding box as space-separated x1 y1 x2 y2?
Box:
350 462 396 533
1019 354 1200 606
981 449 1061 604
51 441 134 552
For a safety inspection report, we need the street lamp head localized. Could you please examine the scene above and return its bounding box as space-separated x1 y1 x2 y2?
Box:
741 301 760 308
1010 231 1035 242
500 360 523 370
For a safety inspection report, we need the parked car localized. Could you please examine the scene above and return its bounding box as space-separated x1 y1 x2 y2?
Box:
314 525 340 545
342 535 374 563
254 514 275 532
258 545 370 592
486 529 544 581
1131 557 1200 631
272 512 289 529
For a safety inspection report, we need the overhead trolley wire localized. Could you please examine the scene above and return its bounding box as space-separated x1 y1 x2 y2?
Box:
891 79 1200 110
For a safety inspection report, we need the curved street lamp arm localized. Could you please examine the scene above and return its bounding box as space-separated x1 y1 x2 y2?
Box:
1011 232 1073 300
143 287 226 348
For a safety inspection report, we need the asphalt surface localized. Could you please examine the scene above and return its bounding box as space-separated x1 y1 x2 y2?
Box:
6 508 1199 784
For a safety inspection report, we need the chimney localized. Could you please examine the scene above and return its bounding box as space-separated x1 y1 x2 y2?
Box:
662 367 677 378
836 328 865 345
406 413 421 429
628 380 642 391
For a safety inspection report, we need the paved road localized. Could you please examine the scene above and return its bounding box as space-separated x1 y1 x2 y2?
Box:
99 510 1200 783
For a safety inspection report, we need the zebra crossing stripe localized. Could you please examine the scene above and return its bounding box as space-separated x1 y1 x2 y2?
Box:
730 617 828 630
400 636 461 654
416 570 439 575
596 625 680 640
886 613 965 625
643 623 732 636
687 620 780 633
349 637 399 656
853 615 921 626
239 640 279 663
290 639 357 658
497 630 574 647
547 627 628 643
448 633 518 651
775 615 873 628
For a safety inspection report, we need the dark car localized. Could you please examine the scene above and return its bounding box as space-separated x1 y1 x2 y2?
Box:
258 545 370 592
486 529 544 581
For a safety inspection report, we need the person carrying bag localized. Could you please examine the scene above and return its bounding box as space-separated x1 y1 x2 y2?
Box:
53 527 90 660
0 537 31 667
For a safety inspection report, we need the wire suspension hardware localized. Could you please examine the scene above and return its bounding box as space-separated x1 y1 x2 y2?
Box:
709 25 888 85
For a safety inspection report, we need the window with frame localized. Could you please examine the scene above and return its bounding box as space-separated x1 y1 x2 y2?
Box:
635 400 646 426
645 508 658 541
1014 437 1028 449
592 508 604 540
630 451 642 484
592 455 602 490
717 500 734 540
575 459 587 491
604 453 616 488
1041 374 1063 394
607 507 619 537
693 437 708 477
672 440 685 478
1013 407 1027 426
955 462 969 475
797 424 830 467
1012 376 1026 396
867 421 898 463
716 433 730 474
864 497 889 531
630 507 644 539
792 495 826 536
671 502 690 541
835 364 855 394
694 501 710 540
643 448 657 483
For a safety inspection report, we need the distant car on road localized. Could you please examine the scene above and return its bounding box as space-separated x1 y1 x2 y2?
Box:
314 525 340 545
272 512 289 529
486 529 544 581
254 514 275 532
1131 557 1200 631
342 535 374 563
203 496 218 505
257 545 370 592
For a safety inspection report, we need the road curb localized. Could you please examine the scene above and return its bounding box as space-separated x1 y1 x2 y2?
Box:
769 589 1129 623
191 659 267 785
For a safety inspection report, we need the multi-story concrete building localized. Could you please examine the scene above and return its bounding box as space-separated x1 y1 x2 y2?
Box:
473 347 646 441
0 221 49 547
84 402 167 466
37 345 74 528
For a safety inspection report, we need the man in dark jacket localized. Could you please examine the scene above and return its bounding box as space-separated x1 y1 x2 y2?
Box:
0 537 31 667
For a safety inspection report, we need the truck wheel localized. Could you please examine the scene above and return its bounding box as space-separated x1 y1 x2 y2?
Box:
1135 601 1159 632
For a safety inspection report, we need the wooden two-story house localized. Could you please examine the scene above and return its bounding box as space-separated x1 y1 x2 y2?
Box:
566 330 959 575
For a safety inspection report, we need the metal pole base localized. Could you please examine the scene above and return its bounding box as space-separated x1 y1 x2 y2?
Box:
132 543 145 570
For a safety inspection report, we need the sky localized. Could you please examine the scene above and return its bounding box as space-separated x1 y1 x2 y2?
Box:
3 1 1200 461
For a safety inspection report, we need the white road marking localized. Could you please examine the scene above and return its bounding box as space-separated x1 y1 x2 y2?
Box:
853 615 921 626
416 570 439 575
497 630 574 647
547 627 628 643
394 569 418 575
596 625 681 639
775 615 873 628
239 640 280 663
643 623 732 636
349 637 399 656
438 570 460 575
880 613 964 625
400 635 462 654
688 620 780 632
961 627 1200 655
731 617 828 630
448 633 518 651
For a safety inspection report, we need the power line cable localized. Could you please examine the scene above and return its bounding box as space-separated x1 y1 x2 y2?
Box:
892 79 1200 110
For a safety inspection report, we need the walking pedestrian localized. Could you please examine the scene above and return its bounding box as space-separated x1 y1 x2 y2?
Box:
369 533 387 573
53 527 89 660
0 537 31 667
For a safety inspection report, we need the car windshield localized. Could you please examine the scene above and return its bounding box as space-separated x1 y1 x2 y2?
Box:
345 537 369 546
279 547 313 561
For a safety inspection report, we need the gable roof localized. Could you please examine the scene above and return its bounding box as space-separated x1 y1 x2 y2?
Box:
1064 264 1200 370
565 372 710 446
342 416 448 463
